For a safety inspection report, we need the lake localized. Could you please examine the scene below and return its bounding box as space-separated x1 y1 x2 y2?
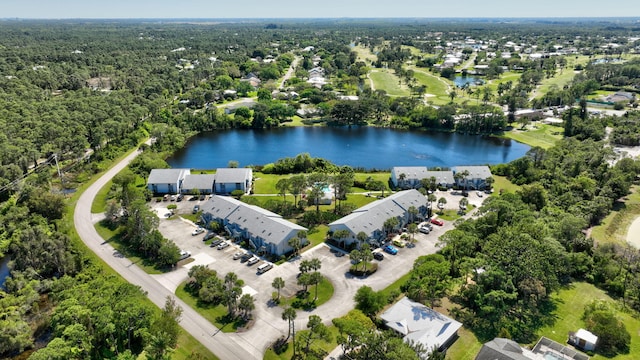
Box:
454 76 484 88
0 256 10 289
167 127 529 170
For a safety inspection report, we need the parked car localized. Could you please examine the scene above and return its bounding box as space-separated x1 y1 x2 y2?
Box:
179 250 191 260
419 226 430 234
199 194 206 201
247 256 260 265
203 232 216 241
217 241 230 250
240 253 253 262
176 194 184 202
210 238 223 247
477 191 483 197
383 244 398 255
233 251 246 260
192 227 205 236
257 263 273 274
373 251 384 261
392 239 405 248
430 218 444 226
163 194 169 201
192 205 200 214
170 194 177 201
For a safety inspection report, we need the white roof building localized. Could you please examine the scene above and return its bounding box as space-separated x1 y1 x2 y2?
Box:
380 297 462 352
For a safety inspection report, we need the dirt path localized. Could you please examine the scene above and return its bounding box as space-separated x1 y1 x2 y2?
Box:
627 217 640 249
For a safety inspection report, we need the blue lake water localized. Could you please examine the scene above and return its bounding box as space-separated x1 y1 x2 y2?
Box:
454 76 483 88
0 256 10 289
167 127 529 170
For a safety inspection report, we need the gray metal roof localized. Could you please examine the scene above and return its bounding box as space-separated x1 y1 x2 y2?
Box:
393 167 431 181
453 166 492 180
329 190 427 237
380 297 462 352
200 195 306 245
182 174 215 190
214 168 252 184
475 338 531 360
147 168 190 184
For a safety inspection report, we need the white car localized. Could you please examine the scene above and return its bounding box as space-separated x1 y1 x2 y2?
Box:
179 250 191 260
247 256 260 265
477 191 483 197
216 241 230 250
233 251 246 260
191 227 205 236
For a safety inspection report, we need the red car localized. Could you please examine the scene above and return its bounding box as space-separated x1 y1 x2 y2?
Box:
430 218 444 226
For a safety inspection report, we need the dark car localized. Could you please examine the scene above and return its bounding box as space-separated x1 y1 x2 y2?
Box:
192 205 200 214
373 252 384 261
176 194 184 202
210 238 223 247
203 232 216 241
240 253 253 262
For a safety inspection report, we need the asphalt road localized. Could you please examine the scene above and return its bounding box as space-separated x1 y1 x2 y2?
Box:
73 146 260 360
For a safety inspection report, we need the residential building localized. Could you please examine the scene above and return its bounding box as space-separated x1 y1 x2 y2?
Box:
391 167 454 189
453 166 492 190
475 337 590 360
328 190 427 246
181 174 216 194
380 296 462 352
213 168 253 195
147 168 190 194
200 195 307 256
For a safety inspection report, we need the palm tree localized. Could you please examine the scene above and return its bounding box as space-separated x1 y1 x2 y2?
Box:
310 272 323 302
238 294 255 321
407 223 418 246
288 236 301 257
275 178 290 205
398 173 407 188
427 194 437 217
356 231 368 249
282 307 297 356
309 258 322 272
272 277 285 302
408 205 418 224
383 217 400 237
437 197 447 211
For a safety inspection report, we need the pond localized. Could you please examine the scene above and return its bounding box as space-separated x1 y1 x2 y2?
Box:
0 256 10 289
454 76 484 88
167 127 529 170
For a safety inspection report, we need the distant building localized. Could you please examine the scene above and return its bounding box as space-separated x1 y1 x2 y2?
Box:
213 168 253 195
391 167 454 189
453 166 492 190
147 169 190 194
328 190 427 246
181 174 216 195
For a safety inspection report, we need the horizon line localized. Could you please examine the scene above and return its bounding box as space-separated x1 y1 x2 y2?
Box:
2 16 640 20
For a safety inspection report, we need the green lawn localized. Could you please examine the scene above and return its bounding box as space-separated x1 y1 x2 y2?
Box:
353 44 377 63
590 186 640 246
278 278 335 311
92 179 113 213
446 326 483 360
503 123 564 149
175 282 247 333
263 325 340 360
491 175 521 195
368 69 410 97
306 225 329 248
252 173 285 194
411 67 452 105
174 330 219 360
94 221 170 275
536 282 640 360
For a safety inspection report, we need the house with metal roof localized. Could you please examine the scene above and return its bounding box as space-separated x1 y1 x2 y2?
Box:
147 168 190 194
391 167 455 189
200 195 307 256
453 166 492 190
475 337 590 360
380 296 462 352
328 190 427 246
213 168 253 195
181 174 216 194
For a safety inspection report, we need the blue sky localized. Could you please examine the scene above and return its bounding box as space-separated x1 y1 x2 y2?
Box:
3 0 640 19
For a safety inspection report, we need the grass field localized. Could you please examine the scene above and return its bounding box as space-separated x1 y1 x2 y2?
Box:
174 330 220 359
368 69 410 97
536 282 640 360
491 175 521 195
352 44 377 63
263 325 340 360
590 186 640 246
410 67 452 105
503 123 564 149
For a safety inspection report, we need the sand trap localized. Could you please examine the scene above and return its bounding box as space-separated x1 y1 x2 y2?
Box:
627 216 640 249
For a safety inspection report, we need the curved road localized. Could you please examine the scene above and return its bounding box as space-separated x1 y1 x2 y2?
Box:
73 146 259 360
